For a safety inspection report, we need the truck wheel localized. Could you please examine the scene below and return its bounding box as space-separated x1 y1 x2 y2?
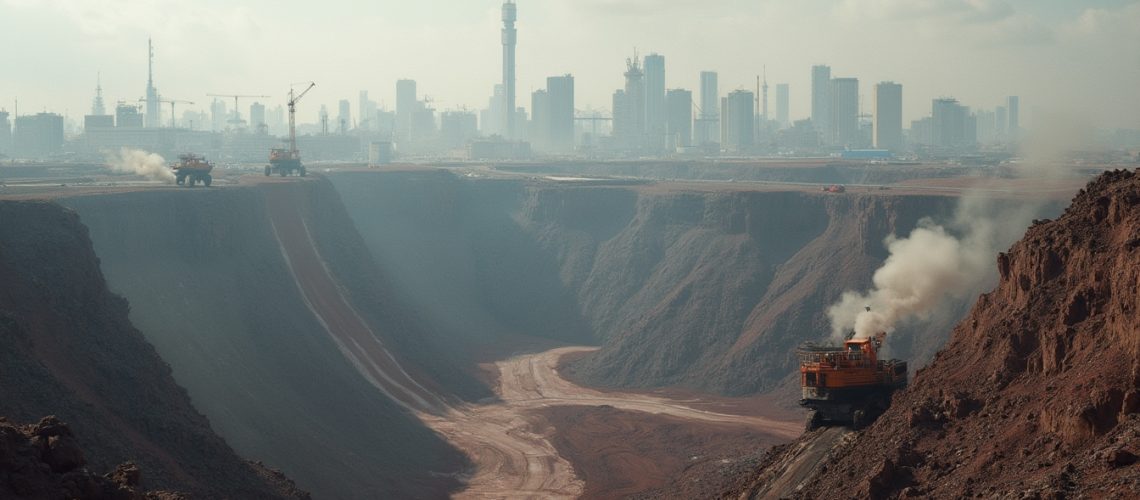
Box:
805 411 822 432
299 166 307 177
852 409 868 430
203 174 212 187
264 166 271 177
176 174 185 186
279 168 287 177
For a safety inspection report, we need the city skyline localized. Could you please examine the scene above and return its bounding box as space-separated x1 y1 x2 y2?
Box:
1 0 1138 131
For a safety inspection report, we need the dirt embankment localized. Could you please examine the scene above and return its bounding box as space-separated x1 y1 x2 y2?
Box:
329 170 1028 395
739 169 1140 499
61 181 468 499
0 201 300 498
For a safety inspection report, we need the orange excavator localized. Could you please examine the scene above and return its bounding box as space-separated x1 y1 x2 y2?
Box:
798 330 908 430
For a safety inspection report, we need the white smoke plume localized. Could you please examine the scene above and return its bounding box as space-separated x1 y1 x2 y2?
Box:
106 148 175 183
827 217 994 341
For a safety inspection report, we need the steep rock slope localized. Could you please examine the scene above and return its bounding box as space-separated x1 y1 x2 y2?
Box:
556 190 960 394
0 201 297 498
747 169 1140 498
329 170 999 395
62 183 467 499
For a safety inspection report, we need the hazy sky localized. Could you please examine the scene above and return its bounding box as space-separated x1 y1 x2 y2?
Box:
2 0 1138 129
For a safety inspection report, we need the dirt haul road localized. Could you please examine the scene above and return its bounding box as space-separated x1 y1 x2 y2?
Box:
263 185 800 498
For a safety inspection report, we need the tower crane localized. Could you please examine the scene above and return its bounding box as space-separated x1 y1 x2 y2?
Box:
139 98 194 128
287 82 315 156
206 93 270 127
265 82 315 177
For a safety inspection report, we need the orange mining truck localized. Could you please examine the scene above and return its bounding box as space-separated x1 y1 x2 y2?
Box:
797 331 907 430
172 153 214 187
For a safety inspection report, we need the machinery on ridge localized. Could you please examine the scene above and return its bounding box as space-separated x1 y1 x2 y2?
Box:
266 82 315 177
172 153 214 187
797 326 908 431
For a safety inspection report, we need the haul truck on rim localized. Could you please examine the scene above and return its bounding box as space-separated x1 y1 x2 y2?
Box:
172 153 214 187
798 330 908 430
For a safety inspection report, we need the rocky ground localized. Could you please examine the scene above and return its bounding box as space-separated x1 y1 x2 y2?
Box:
0 415 184 499
736 169 1140 499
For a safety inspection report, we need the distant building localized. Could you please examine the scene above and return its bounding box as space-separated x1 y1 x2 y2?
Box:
547 74 575 152
975 109 996 144
116 103 144 128
396 79 417 141
811 65 831 144
721 90 754 153
995 106 1008 137
910 116 933 146
337 100 351 134
250 102 267 134
931 98 975 149
209 99 227 132
530 89 549 149
665 88 692 149
830 77 859 147
613 55 645 151
873 82 903 151
1007 96 1020 139
643 53 666 152
0 111 11 156
697 71 719 144
441 111 478 149
776 83 789 128
14 112 64 158
84 115 114 131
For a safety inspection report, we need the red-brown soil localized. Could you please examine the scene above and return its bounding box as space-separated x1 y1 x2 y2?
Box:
738 169 1140 498
533 405 787 499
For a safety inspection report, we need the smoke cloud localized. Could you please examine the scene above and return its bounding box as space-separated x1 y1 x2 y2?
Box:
106 148 175 183
828 107 1092 342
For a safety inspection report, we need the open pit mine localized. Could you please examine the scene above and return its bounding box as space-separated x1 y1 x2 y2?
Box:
2 158 1134 499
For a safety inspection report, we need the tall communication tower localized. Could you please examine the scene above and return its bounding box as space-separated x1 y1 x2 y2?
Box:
502 1 517 139
145 39 160 128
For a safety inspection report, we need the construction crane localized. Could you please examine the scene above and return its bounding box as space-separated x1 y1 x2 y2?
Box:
138 98 194 128
266 82 315 177
205 93 270 127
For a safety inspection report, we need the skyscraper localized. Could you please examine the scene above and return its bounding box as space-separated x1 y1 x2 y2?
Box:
697 71 719 144
396 79 417 141
643 53 666 152
501 1 517 139
995 105 1008 136
811 65 831 143
665 88 692 149
932 98 973 149
250 102 267 134
616 55 645 150
873 82 903 151
722 90 754 153
14 112 64 158
530 89 549 149
145 39 161 128
1007 96 1020 139
776 83 789 129
337 99 351 134
830 77 859 147
547 75 575 152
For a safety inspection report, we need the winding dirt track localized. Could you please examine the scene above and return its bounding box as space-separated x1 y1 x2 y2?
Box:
263 185 800 498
